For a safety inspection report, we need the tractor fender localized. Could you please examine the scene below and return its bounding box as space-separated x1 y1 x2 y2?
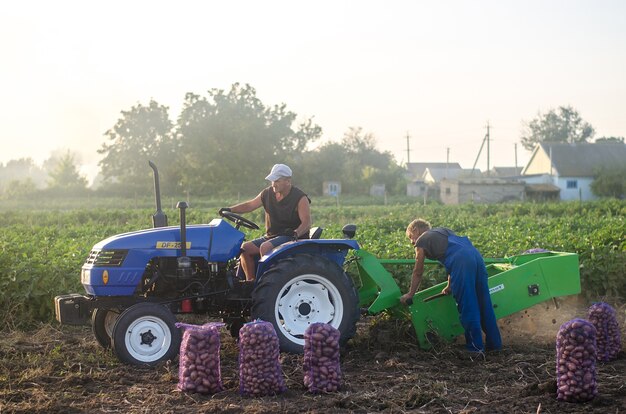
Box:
256 239 359 281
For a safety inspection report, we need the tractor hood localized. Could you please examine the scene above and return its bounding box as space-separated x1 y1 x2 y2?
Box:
81 219 245 296
92 218 244 263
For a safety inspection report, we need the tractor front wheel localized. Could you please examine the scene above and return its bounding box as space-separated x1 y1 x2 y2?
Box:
92 308 120 349
251 254 359 353
111 302 181 366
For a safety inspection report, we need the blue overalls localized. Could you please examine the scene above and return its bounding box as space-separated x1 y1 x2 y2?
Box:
441 233 502 352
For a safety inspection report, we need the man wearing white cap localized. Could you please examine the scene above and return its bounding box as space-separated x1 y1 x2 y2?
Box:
219 163 311 281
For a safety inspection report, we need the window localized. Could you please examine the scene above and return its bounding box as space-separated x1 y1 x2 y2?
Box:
445 187 451 195
566 180 578 189
328 183 339 196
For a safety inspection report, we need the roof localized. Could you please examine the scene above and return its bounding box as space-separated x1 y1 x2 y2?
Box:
443 178 524 185
406 162 461 178
525 183 561 193
491 166 523 177
424 167 475 183
524 143 626 177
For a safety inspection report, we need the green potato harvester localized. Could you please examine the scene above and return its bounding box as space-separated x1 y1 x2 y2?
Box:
354 249 581 349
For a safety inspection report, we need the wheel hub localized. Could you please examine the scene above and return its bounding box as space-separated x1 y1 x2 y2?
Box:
140 329 157 346
124 316 172 362
298 302 312 315
277 278 337 338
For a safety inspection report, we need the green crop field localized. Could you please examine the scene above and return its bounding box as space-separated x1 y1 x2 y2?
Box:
0 198 624 330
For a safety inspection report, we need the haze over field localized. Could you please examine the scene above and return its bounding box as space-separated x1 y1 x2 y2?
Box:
1 0 625 183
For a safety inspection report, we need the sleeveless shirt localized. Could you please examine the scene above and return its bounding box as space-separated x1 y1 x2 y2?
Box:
261 186 310 237
414 227 454 261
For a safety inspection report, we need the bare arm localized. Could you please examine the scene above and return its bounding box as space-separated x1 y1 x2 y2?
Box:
229 191 263 214
442 275 451 294
294 196 311 238
400 247 425 304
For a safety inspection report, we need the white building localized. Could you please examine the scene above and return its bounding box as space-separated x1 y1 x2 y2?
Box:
522 142 626 201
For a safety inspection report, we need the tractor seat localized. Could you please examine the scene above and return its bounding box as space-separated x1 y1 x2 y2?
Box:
309 227 324 239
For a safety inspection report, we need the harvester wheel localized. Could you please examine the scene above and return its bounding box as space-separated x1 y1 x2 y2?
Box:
111 302 181 366
92 308 120 349
251 254 359 353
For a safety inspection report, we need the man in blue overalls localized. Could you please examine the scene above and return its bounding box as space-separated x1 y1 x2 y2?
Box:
400 218 502 352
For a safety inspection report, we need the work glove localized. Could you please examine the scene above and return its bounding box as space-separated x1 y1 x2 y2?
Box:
218 207 231 216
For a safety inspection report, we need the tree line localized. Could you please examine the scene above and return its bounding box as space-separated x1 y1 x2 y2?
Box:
1 84 624 199
96 83 406 198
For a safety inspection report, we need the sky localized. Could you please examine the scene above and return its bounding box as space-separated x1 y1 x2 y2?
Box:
1 0 625 183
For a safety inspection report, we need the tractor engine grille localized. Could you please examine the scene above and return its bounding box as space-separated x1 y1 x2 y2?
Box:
85 250 128 267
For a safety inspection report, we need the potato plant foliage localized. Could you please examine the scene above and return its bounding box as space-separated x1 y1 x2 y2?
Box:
0 199 624 329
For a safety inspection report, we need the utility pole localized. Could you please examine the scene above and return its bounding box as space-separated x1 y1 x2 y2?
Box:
471 122 493 176
514 143 518 170
446 147 450 178
405 131 411 165
485 121 491 174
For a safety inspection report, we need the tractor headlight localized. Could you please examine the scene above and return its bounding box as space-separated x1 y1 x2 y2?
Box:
81 269 91 284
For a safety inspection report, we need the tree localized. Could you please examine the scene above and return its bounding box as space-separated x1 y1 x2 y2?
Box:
591 166 626 199
47 151 88 193
98 100 175 194
176 83 321 195
521 106 595 151
596 136 624 144
340 127 401 194
0 158 46 190
1 178 38 199
298 142 348 195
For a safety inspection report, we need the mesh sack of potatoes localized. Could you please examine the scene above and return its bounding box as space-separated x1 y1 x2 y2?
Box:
556 318 598 403
587 302 621 362
303 322 342 393
176 322 224 394
238 320 286 396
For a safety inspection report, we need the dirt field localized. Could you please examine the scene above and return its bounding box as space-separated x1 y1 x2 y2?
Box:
1 298 625 414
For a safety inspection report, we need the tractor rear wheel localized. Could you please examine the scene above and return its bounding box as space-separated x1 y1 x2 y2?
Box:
111 302 181 366
92 308 120 349
251 254 359 353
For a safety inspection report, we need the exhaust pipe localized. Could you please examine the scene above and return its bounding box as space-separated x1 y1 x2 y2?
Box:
149 161 168 228
176 201 192 278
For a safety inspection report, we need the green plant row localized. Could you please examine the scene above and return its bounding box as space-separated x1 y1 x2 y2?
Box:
0 199 624 330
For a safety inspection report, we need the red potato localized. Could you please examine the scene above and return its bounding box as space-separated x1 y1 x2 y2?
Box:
304 323 342 393
238 320 286 397
176 322 224 394
587 302 621 362
556 318 598 403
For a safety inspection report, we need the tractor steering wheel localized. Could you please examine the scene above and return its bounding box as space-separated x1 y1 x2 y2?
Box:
219 211 260 230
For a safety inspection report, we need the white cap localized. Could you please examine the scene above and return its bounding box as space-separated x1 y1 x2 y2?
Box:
265 164 292 181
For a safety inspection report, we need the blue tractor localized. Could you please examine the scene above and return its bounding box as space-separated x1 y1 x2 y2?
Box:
55 162 360 366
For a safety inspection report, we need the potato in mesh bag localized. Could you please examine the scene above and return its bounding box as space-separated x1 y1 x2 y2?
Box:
304 322 342 393
238 320 286 396
176 322 224 394
587 302 621 362
556 318 597 403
